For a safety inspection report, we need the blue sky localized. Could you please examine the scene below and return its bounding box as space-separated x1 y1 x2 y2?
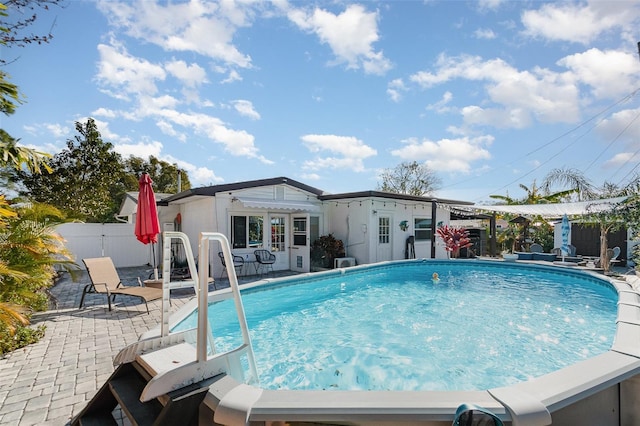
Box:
4 0 640 203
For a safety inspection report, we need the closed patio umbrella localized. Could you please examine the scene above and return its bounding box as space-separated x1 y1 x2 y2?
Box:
561 214 570 261
135 173 161 279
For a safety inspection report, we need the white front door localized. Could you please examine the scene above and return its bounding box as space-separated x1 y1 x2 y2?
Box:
376 214 393 262
290 215 309 272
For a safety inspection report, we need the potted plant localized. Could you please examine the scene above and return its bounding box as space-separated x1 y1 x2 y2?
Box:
497 224 519 261
436 225 472 259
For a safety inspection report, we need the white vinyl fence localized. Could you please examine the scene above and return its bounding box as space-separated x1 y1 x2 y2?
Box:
56 223 152 269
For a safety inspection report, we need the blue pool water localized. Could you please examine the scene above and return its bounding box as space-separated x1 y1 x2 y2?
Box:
173 261 618 391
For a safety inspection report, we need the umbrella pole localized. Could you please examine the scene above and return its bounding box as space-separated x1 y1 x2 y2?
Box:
152 243 158 280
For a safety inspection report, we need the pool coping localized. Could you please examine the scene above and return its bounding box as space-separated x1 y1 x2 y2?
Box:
142 259 640 425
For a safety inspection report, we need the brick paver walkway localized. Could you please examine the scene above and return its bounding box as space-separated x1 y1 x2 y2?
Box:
0 266 223 425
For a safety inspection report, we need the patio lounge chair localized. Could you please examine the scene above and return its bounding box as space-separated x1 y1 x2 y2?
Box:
81 257 163 313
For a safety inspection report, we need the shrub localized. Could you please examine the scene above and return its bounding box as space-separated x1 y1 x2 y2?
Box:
0 322 46 356
311 234 345 269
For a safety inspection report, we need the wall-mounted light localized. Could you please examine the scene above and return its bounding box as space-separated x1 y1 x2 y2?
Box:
372 210 377 215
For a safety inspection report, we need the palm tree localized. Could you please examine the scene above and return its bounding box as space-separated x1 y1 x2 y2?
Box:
542 167 633 273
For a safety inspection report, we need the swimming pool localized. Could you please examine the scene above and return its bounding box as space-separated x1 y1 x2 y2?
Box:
145 256 640 425
172 260 617 392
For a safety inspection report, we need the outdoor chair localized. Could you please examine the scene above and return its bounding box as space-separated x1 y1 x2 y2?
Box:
81 257 162 313
218 252 244 279
254 249 276 276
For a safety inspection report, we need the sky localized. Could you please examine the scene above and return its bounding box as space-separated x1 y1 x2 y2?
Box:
4 0 640 203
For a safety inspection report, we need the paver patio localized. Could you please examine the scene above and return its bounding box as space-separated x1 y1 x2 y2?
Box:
0 265 224 426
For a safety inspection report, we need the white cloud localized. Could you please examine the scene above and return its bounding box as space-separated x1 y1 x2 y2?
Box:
165 60 208 88
387 78 407 102
221 69 242 84
92 107 118 119
94 39 268 164
231 100 261 120
97 0 253 68
114 139 163 158
478 0 505 11
156 120 187 143
287 4 392 75
521 2 640 44
161 155 224 186
44 123 71 138
390 135 493 174
596 107 640 148
301 134 377 172
96 43 166 96
427 91 454 113
558 48 640 100
410 54 581 127
474 28 496 39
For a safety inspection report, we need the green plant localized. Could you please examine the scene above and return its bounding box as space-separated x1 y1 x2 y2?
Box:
436 225 472 258
0 322 46 356
0 202 76 352
311 234 345 269
631 244 640 271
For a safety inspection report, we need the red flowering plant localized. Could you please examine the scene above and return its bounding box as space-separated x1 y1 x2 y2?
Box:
436 225 472 258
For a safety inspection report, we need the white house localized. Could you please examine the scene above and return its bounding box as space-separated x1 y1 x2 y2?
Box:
145 177 471 277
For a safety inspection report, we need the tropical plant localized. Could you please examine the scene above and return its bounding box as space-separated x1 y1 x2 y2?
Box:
436 225 472 258
310 234 345 269
0 202 76 354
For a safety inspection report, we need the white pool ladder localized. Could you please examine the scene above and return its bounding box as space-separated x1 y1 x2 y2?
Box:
113 231 259 402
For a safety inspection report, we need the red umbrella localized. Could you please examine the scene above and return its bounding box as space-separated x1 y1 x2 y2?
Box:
135 173 161 277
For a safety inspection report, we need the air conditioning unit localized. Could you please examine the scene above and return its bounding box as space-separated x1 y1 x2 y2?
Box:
334 257 356 268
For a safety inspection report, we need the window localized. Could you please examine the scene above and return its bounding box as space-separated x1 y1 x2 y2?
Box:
271 216 285 252
231 215 263 249
414 218 432 241
378 217 390 244
293 217 307 246
310 216 320 246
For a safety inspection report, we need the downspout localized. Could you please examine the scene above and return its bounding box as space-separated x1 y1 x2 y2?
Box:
431 201 437 259
490 213 497 257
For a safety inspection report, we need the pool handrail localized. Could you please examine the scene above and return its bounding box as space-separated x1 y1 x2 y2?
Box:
198 231 259 384
112 232 260 402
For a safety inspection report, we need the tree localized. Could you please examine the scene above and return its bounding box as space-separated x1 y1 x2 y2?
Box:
16 118 127 222
490 180 577 205
377 161 441 196
1 0 62 114
0 0 61 52
123 155 191 193
542 167 633 273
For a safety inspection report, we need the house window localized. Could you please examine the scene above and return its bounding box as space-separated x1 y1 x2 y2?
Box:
293 217 307 246
414 218 432 241
271 216 285 252
231 215 264 249
378 217 390 244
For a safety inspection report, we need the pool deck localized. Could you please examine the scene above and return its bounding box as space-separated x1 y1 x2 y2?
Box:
0 261 634 425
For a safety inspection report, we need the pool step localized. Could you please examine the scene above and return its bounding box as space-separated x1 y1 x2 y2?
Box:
70 360 209 426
